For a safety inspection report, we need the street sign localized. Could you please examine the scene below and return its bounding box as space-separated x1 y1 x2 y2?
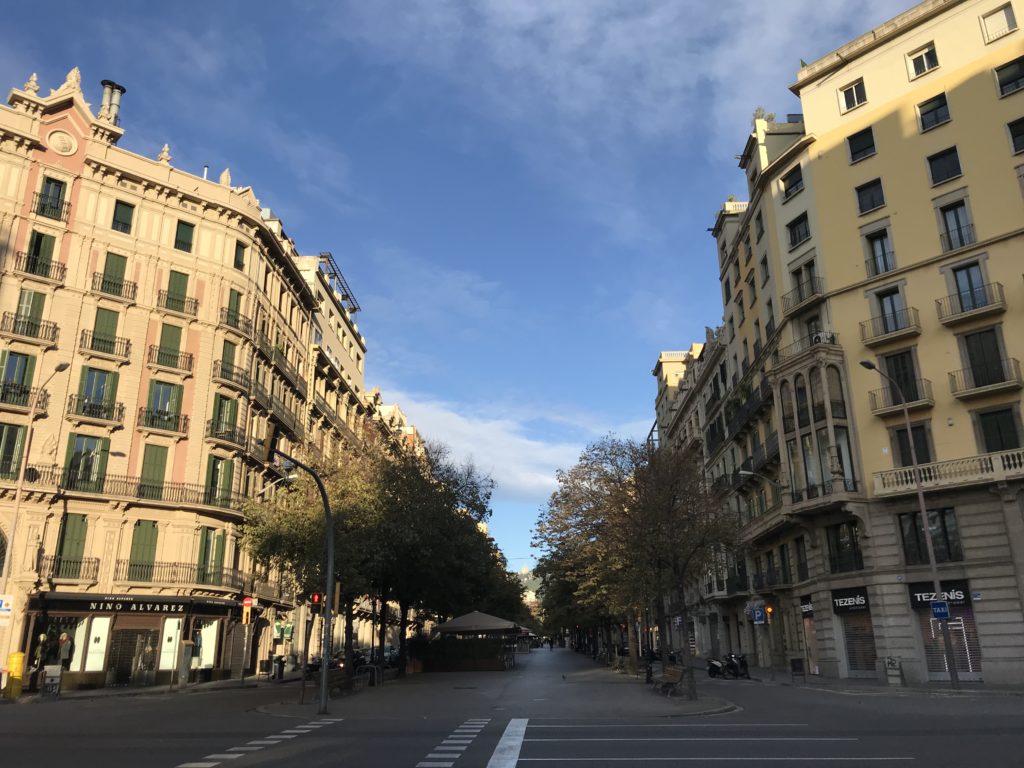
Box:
752 607 767 625
931 600 950 620
242 596 253 607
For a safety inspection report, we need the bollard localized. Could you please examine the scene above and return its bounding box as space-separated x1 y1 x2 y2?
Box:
3 652 25 699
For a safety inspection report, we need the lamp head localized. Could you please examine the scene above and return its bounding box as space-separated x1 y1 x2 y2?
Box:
859 360 877 371
738 470 754 477
55 362 70 373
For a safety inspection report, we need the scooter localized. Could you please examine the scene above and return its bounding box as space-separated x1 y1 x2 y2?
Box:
706 657 726 678
724 652 750 679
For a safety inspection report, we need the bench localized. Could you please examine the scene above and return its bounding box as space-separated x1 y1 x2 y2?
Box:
324 669 371 698
658 665 685 697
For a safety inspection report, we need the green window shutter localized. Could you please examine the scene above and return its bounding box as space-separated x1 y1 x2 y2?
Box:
174 221 194 252
159 323 182 353
139 444 168 500
58 513 88 562
94 307 119 340
226 397 238 427
63 433 78 481
0 352 7 383
103 252 127 282
106 371 119 403
29 292 45 322
222 340 236 368
168 270 189 298
28 232 54 272
197 526 212 570
129 520 158 565
23 355 35 388
97 436 110 480
171 383 183 415
77 367 89 398
212 531 225 571
228 289 241 314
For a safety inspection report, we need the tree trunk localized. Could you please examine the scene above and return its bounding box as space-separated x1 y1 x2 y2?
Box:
677 602 698 700
397 600 410 677
656 594 671 669
378 590 389 665
343 596 355 676
627 610 639 675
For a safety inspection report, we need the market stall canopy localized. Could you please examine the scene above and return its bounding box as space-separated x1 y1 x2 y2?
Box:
435 611 519 634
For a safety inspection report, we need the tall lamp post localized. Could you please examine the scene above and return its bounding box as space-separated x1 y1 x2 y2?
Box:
1 361 70 672
860 360 959 690
260 428 335 714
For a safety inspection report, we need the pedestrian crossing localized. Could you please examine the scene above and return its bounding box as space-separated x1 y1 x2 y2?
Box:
174 718 342 768
416 718 492 767
482 720 915 765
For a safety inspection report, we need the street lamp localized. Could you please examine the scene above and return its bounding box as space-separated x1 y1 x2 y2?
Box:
1 361 70 672
860 359 959 690
260 427 335 714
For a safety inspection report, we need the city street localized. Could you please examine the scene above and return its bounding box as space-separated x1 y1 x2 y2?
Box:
3 649 1024 767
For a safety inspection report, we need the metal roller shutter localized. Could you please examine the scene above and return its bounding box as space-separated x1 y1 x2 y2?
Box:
917 606 983 681
842 612 877 676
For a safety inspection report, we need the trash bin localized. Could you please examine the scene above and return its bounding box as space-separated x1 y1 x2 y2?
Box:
3 652 25 699
274 655 285 680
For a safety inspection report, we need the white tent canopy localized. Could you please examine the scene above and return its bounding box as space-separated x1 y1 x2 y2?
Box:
435 611 519 634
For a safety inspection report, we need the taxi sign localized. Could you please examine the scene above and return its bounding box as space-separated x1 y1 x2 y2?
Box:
931 600 950 620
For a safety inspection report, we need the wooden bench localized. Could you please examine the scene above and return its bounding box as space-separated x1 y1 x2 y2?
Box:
658 665 685 697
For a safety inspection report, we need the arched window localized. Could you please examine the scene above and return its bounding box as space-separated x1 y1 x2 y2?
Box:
794 374 810 429
828 366 847 419
810 368 826 423
780 381 794 433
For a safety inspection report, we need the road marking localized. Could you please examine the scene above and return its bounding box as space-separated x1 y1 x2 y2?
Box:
517 759 913 763
176 763 219 768
204 755 245 760
281 729 313 734
247 740 281 746
527 723 808 728
486 718 529 768
435 746 468 751
417 763 455 767
270 734 298 738
524 737 858 742
227 747 263 752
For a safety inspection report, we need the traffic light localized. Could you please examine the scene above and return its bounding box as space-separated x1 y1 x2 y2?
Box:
309 592 323 615
765 605 774 624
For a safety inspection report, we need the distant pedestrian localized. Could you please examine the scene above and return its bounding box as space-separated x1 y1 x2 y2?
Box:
548 637 554 650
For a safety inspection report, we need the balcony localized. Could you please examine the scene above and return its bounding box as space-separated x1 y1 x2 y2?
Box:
254 329 274 359
251 379 271 411
114 559 245 589
936 282 1005 326
724 573 749 596
80 329 131 361
939 223 976 253
782 276 825 316
13 251 66 284
137 407 189 435
206 419 247 449
873 447 1024 496
147 345 194 373
157 290 199 317
773 331 839 364
753 568 791 591
0 383 48 414
273 350 307 397
34 191 70 222
949 358 1022 399
865 251 895 277
859 307 921 347
220 307 253 336
212 360 250 393
0 312 59 345
868 378 934 416
66 394 125 426
39 555 99 581
270 395 300 435
54 468 243 511
91 272 138 302
790 479 860 514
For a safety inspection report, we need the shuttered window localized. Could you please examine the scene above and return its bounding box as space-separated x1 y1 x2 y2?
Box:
112 201 134 233
174 221 194 252
26 231 55 274
138 444 168 500
128 520 158 580
93 308 119 353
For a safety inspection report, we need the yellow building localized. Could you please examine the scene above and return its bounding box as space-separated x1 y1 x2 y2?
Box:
0 69 399 690
658 0 1024 683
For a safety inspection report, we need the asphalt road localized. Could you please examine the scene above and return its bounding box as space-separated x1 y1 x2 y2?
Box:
3 649 1024 767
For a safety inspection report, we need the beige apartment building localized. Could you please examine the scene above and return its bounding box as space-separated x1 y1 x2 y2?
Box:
656 0 1024 683
0 69 394 691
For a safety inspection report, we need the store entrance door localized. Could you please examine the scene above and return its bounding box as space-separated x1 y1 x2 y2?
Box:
108 627 159 686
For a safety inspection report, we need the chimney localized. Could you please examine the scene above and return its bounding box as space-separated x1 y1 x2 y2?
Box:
101 80 127 125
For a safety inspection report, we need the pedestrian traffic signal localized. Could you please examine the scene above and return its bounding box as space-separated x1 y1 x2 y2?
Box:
310 592 323 615
765 605 774 624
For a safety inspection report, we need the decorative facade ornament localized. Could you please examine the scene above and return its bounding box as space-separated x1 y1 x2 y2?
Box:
219 167 231 186
47 130 78 156
23 73 39 94
97 103 111 122
157 143 171 164
51 67 82 95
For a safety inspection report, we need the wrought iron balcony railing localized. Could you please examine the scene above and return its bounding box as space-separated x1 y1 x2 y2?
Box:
67 394 125 424
137 407 189 434
147 344 194 372
157 290 199 317
782 276 825 314
865 251 895 277
949 358 1022 397
39 555 99 581
0 312 59 344
220 307 253 335
34 191 70 222
92 272 138 301
80 329 131 359
773 331 839 363
0 383 47 412
859 307 920 345
868 378 933 414
939 223 976 253
935 282 1005 324
212 359 251 391
14 251 66 283
206 420 247 448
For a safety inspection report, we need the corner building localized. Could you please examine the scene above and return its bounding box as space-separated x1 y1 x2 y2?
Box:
0 70 377 689
663 0 1024 684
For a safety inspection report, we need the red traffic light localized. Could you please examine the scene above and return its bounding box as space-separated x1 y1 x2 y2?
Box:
311 592 322 604
310 592 323 614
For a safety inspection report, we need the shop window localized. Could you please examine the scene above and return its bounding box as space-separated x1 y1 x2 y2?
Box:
827 521 864 573
899 508 963 565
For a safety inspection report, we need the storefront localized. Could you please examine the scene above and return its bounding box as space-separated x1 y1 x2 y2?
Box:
23 592 242 691
908 580 982 682
831 586 877 678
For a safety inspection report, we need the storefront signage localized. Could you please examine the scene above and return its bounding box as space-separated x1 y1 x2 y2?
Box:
831 586 870 614
907 580 970 609
799 595 814 615
34 592 240 615
0 593 13 626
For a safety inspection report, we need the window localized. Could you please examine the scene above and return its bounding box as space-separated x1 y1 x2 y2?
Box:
759 255 770 285
37 176 67 219
840 79 867 112
996 56 1024 96
754 211 764 241
196 524 226 583
166 270 190 314
952 262 987 311
127 518 159 576
978 407 1020 451
77 367 119 419
64 433 109 492
723 279 731 304
0 422 25 479
111 201 134 234
928 147 962 184
866 230 894 276
174 220 194 252
827 521 864 573
736 294 745 324
25 231 55 276
13 288 45 338
732 262 740 286
55 513 88 578
892 422 932 466
99 252 128 296
982 4 1018 43
963 328 1005 388
1010 118 1024 153
876 287 906 333
908 43 939 77
211 393 238 433
919 93 951 131
233 241 245 271
146 380 183 431
205 456 235 508
743 236 752 263
0 351 34 407
847 127 875 163
746 272 756 304
883 349 921 405
787 213 810 248
856 178 885 213
781 165 804 200
900 509 962 565
940 201 974 250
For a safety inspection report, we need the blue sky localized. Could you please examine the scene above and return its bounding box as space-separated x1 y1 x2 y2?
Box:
5 0 907 570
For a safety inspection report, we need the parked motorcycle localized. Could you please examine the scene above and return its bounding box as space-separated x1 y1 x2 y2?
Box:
706 657 726 678
724 652 750 679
